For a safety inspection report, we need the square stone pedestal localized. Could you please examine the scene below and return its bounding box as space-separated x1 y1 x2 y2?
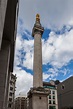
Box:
27 87 50 109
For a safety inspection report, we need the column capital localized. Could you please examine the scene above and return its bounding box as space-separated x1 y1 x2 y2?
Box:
32 26 44 37
32 14 44 37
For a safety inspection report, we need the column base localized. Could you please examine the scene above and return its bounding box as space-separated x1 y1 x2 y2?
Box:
27 87 50 109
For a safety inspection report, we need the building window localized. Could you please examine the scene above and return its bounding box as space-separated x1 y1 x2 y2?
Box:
61 85 65 90
49 100 51 104
49 106 56 109
10 82 12 85
9 92 12 96
10 87 13 91
9 98 12 102
39 97 41 99
8 104 11 108
52 91 55 94
49 95 51 99
53 101 55 104
53 96 55 99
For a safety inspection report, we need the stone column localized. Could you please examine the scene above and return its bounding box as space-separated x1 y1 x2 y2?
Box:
32 14 44 88
28 14 50 109
33 32 43 87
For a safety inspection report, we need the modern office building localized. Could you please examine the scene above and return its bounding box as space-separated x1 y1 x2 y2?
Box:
57 76 73 109
0 0 19 108
14 97 27 109
43 80 58 109
8 73 17 109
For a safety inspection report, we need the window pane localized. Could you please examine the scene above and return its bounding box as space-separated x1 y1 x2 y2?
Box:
8 104 11 107
49 106 56 109
9 92 12 96
53 101 55 104
49 95 51 99
52 91 55 94
49 100 51 104
61 85 65 90
53 96 55 99
10 87 13 90
9 98 12 102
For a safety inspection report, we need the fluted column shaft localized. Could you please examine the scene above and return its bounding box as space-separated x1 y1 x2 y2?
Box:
33 33 42 87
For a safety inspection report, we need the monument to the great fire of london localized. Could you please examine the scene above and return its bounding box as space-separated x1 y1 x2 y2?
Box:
28 14 50 109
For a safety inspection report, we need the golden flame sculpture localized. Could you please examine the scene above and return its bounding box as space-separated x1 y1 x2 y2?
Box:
36 14 40 21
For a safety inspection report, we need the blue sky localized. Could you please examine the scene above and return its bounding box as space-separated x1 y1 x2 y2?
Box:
14 0 73 96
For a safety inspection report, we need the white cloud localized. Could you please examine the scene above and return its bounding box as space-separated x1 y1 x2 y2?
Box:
19 0 73 31
14 29 73 95
13 67 33 97
23 52 33 69
14 33 34 69
14 34 23 67
43 73 50 80
60 74 73 82
13 67 70 96
43 68 70 81
48 68 58 79
42 29 73 68
14 27 73 71
69 20 73 25
61 69 70 76
14 23 73 80
13 0 73 96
